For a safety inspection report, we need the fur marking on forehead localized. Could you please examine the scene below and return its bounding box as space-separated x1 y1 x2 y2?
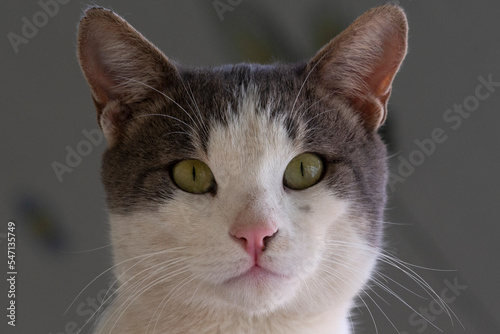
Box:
209 86 300 156
205 86 301 187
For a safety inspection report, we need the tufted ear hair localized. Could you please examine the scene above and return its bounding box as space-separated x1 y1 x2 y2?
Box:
77 7 180 145
308 5 408 131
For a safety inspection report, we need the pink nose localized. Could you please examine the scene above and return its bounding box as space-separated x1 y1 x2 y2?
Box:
232 227 278 262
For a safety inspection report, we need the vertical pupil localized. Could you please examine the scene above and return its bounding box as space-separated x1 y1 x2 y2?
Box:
300 161 304 177
192 166 196 182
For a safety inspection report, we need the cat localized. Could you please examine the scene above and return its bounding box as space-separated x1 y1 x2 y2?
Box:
77 4 407 334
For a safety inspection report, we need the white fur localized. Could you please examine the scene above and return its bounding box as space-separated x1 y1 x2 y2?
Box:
94 90 378 334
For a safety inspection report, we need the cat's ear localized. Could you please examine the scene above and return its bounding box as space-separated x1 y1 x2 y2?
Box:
77 7 179 144
308 5 408 131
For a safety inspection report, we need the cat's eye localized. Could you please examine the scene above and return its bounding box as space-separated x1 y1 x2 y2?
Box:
283 153 324 190
172 159 215 194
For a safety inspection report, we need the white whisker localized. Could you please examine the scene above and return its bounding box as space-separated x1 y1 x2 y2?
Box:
66 247 185 316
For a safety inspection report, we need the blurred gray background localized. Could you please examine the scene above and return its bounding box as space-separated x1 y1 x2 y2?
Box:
1 1 499 333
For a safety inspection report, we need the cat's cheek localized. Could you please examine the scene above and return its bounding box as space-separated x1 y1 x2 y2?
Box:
285 187 350 241
155 195 215 235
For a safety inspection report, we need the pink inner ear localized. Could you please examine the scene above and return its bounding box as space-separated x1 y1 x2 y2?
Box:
308 5 408 131
78 7 182 147
373 71 394 97
80 34 121 106
91 61 121 105
365 31 406 101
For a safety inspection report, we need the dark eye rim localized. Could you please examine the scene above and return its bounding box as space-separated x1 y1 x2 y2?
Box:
169 159 217 195
282 152 328 191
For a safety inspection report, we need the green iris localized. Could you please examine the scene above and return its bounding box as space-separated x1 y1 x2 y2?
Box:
172 159 214 194
283 153 324 190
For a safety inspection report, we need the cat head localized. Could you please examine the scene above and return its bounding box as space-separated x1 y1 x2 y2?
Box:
78 5 407 316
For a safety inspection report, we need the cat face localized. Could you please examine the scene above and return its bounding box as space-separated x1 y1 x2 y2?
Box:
78 4 407 320
104 80 384 313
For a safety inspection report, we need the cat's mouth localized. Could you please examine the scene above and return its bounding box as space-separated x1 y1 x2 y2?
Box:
218 264 298 311
224 265 290 284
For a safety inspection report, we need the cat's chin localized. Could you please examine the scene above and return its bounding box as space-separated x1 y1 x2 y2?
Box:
224 265 290 284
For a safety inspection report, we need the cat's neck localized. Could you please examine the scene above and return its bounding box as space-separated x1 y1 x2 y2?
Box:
96 295 351 334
